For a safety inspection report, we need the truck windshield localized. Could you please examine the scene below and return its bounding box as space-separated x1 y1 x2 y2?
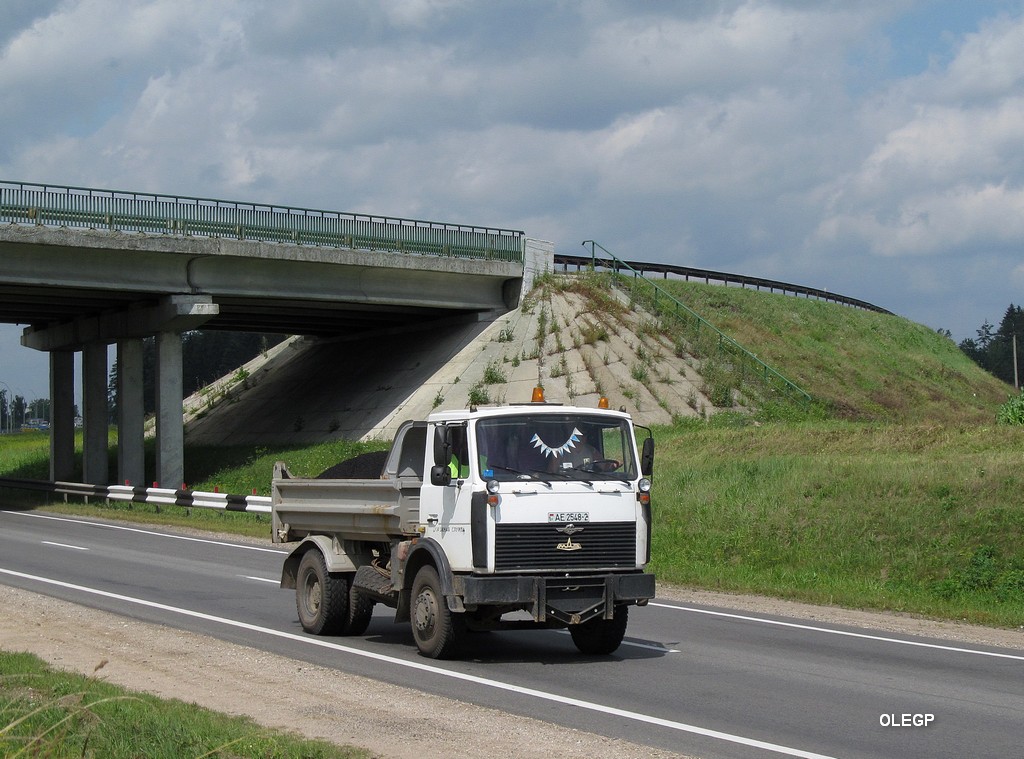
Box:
475 413 637 482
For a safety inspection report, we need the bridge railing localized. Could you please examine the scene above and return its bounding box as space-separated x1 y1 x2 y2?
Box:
581 241 812 406
0 180 524 262
555 253 891 314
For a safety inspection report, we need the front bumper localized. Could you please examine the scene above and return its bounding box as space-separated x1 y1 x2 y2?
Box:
455 572 656 625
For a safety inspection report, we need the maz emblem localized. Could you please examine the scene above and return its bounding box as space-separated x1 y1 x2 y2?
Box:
556 537 583 552
555 523 585 536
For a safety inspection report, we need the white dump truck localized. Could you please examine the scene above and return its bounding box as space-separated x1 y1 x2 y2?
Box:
271 390 655 658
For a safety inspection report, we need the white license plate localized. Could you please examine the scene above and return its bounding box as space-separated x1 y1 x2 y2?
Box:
548 512 590 523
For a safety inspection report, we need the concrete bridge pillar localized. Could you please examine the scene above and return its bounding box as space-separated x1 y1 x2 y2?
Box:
49 351 75 482
82 343 109 484
155 331 184 489
116 338 145 487
25 294 216 490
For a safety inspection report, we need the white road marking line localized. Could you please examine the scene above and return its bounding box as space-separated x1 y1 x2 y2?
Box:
0 567 836 759
242 575 280 584
650 602 1024 661
1 510 287 554
40 541 88 551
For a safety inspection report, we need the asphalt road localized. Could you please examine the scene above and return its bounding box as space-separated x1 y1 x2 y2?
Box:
1 508 1021 759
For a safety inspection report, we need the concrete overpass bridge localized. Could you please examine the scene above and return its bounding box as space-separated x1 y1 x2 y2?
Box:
0 180 542 488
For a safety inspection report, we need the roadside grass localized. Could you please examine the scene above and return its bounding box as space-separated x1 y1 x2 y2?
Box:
651 417 1024 627
0 650 369 759
0 433 389 539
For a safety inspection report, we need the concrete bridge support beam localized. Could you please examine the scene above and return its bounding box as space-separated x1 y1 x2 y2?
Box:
155 331 184 489
49 351 75 482
82 343 109 485
117 338 145 487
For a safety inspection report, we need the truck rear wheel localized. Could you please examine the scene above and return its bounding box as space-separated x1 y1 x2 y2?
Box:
346 585 375 636
411 565 464 659
569 605 629 655
296 549 347 635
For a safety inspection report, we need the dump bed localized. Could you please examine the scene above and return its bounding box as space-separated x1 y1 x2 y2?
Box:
271 461 422 543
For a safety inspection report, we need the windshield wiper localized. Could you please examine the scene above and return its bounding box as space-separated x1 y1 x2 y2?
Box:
488 464 528 477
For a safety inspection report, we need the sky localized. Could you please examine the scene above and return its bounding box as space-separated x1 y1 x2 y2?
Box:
2 0 1024 402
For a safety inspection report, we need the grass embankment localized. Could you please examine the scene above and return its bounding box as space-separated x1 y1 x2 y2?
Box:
0 651 368 758
653 280 1009 424
651 418 1024 627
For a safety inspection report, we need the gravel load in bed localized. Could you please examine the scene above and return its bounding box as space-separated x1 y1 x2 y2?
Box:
317 450 389 479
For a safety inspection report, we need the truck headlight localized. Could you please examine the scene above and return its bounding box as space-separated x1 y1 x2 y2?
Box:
637 477 651 506
486 479 501 506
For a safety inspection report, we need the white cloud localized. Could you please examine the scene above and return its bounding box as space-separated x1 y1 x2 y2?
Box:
2 0 1023 362
811 10 1024 269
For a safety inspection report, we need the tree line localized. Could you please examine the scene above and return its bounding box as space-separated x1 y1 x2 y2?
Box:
106 331 285 418
0 392 51 432
2 332 283 432
958 304 1024 387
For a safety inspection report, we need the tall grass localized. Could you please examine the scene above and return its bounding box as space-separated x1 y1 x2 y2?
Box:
651 418 1024 626
0 651 368 758
656 280 1009 424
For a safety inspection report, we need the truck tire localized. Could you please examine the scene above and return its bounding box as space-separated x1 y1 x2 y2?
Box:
410 565 464 659
296 549 348 635
345 584 375 636
569 605 629 655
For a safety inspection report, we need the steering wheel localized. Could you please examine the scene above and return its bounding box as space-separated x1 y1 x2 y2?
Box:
582 459 620 473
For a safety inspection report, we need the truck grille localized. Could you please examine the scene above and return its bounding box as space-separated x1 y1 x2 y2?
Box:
493 522 636 571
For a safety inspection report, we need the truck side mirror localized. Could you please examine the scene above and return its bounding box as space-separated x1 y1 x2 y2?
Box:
433 426 451 468
430 465 452 487
641 437 655 476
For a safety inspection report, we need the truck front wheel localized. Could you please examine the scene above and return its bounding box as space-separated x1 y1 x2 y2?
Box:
569 605 629 655
296 549 347 635
411 565 464 659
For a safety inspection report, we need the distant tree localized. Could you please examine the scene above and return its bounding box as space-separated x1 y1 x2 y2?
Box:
992 305 1024 386
27 398 50 421
960 305 1024 386
12 395 27 428
108 331 285 417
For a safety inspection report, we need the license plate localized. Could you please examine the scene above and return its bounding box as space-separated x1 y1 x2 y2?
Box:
548 512 589 523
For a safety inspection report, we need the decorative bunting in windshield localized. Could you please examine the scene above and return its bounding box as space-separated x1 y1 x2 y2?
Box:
530 427 583 458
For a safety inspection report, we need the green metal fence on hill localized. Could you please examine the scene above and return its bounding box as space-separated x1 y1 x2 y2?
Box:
0 180 524 262
583 241 812 407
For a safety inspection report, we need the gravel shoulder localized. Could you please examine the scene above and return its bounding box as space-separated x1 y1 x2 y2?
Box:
2 524 1021 758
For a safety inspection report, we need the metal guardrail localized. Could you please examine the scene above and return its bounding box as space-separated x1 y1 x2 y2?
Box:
579 241 813 405
0 180 524 262
558 251 892 315
0 476 271 513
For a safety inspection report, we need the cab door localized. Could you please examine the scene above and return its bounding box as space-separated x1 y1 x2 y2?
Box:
420 422 475 570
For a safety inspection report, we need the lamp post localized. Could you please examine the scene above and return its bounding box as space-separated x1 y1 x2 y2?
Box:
1013 334 1019 391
